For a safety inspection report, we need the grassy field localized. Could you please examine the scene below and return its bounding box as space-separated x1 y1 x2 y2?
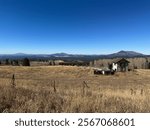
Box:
0 66 150 113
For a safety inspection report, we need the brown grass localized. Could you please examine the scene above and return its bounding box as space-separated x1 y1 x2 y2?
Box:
0 66 150 113
92 57 150 69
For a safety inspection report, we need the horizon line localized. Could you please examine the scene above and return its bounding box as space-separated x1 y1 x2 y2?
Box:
0 50 149 55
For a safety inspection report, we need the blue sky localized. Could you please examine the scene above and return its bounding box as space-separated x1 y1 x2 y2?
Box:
0 0 150 54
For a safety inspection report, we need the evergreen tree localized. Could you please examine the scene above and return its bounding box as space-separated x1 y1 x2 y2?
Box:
22 58 30 66
5 59 10 65
13 60 19 66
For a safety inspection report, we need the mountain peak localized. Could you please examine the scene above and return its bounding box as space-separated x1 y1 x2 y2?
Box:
14 53 27 55
110 50 144 58
118 50 127 53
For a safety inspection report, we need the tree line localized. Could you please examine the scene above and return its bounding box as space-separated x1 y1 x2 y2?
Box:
0 58 30 66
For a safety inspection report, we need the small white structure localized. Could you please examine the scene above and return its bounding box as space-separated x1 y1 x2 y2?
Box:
112 58 130 72
112 63 118 71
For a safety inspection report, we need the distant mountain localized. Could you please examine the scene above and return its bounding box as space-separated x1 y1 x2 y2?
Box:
107 50 145 58
14 53 29 56
0 51 148 61
50 51 145 58
51 53 72 57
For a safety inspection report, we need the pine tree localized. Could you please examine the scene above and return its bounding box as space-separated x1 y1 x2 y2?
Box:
5 59 10 65
22 58 30 66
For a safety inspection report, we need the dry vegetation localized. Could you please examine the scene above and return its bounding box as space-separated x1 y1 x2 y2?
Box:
0 66 150 113
92 57 150 69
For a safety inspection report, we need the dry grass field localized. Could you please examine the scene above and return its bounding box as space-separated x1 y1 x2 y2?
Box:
0 66 150 113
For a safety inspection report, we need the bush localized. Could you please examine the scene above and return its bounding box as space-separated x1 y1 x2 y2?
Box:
5 59 10 65
22 58 30 66
13 60 19 66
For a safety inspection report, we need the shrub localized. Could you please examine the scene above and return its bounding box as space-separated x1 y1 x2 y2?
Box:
5 59 10 65
22 58 30 66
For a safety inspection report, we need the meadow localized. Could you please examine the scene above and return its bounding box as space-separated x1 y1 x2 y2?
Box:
0 66 150 113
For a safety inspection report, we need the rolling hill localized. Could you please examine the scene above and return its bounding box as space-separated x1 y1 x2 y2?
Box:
0 51 148 61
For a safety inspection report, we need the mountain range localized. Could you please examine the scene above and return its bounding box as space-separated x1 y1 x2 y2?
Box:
0 51 149 61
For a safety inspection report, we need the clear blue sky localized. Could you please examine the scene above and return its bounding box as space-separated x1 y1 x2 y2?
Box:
0 0 150 54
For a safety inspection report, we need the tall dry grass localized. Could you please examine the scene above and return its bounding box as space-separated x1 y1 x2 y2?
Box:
0 66 150 113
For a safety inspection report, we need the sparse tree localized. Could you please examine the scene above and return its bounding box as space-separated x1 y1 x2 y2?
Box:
148 63 150 69
14 60 19 66
22 58 30 66
10 60 13 66
145 58 149 69
5 59 10 65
